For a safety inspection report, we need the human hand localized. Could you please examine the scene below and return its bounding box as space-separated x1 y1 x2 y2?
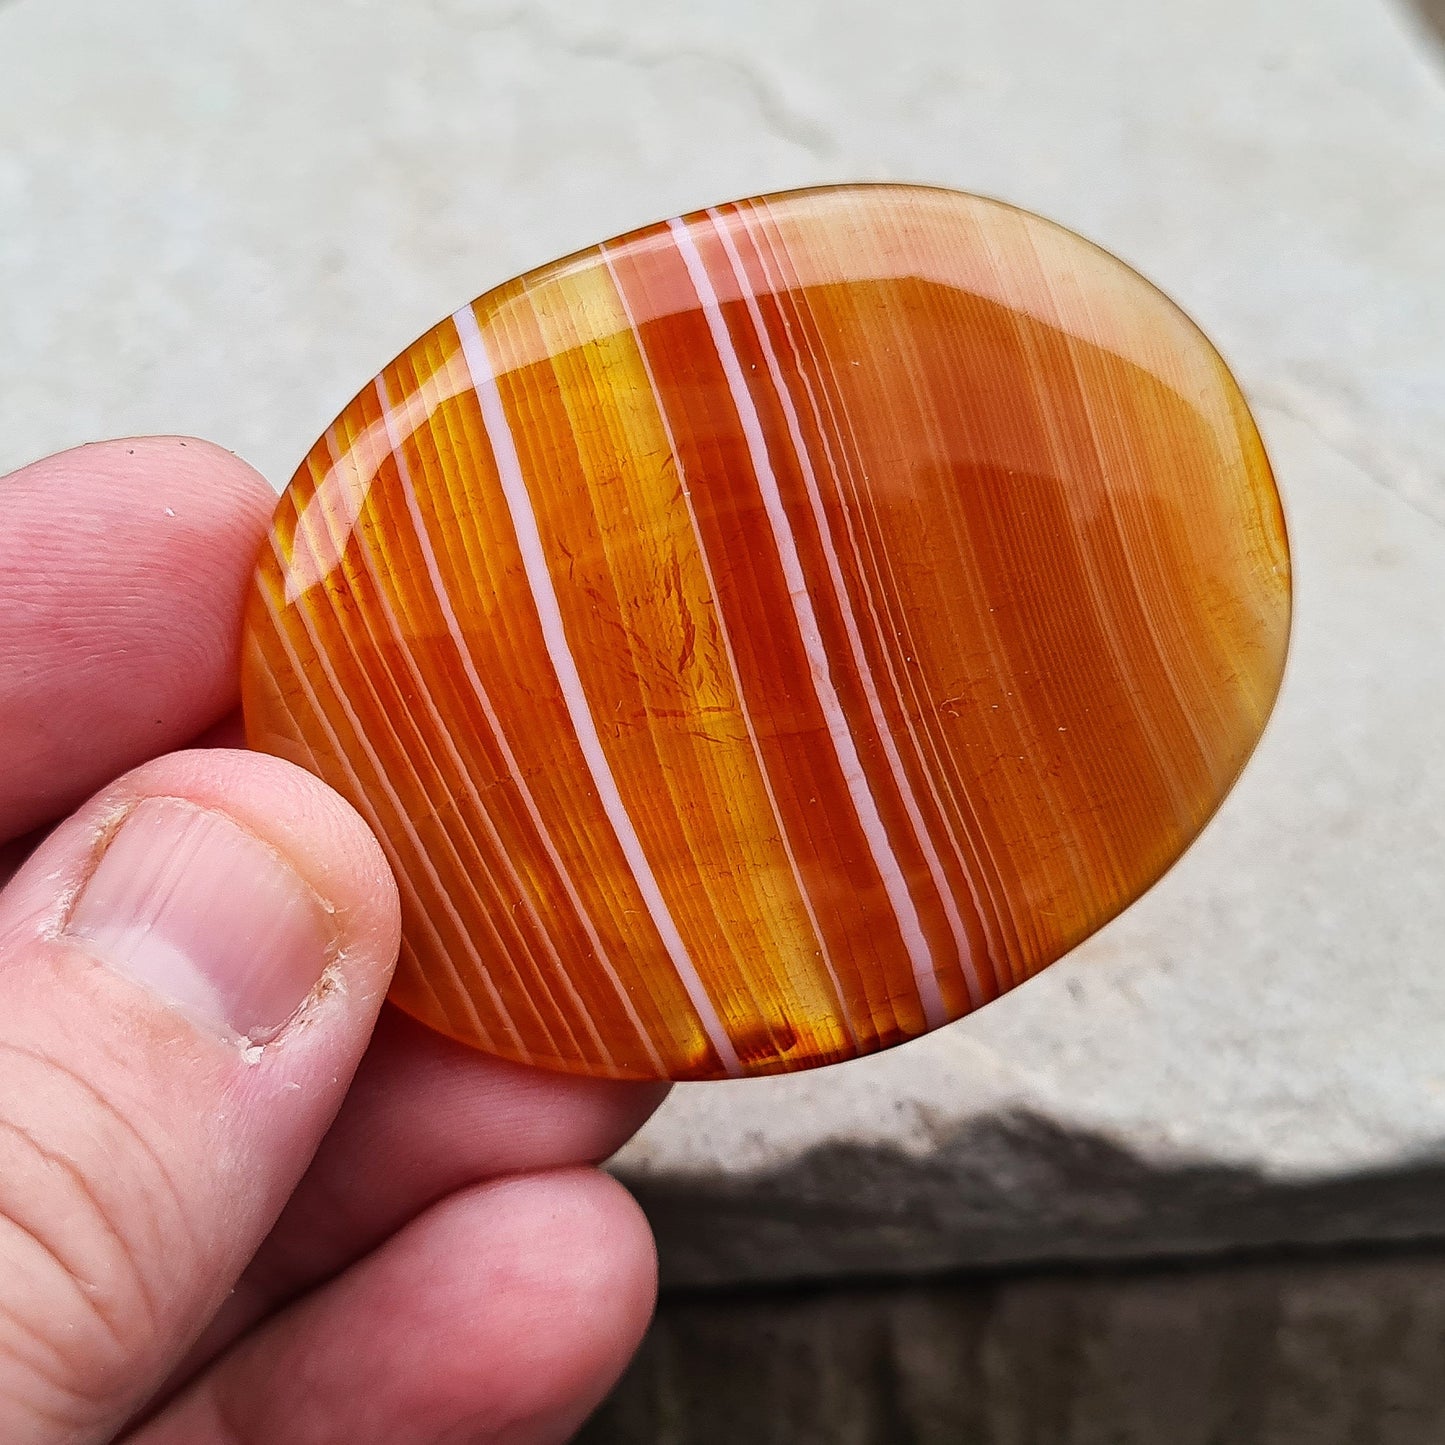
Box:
0 438 666 1444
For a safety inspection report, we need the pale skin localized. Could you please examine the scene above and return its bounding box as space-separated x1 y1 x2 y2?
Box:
0 437 668 1444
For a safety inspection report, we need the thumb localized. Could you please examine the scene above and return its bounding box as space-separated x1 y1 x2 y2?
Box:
0 748 400 1442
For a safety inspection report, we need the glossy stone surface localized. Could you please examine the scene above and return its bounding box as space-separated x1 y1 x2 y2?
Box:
240 183 1290 1081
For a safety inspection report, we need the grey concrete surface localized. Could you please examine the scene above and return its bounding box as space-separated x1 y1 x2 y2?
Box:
3 0 1445 1281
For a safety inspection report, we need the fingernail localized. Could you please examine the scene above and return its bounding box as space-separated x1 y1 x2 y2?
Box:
64 796 336 1041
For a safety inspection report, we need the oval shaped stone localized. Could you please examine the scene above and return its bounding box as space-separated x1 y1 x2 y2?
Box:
241 183 1291 1080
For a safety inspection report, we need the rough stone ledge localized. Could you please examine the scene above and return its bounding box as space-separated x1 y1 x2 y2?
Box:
620 1111 1445 1288
582 1242 1445 1444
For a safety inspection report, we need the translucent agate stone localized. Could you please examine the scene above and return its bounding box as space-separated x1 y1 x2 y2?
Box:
241 184 1291 1081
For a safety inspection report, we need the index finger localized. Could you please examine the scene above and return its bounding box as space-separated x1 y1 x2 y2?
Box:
0 437 275 841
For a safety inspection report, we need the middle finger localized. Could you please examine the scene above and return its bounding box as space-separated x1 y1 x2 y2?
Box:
173 1007 666 1374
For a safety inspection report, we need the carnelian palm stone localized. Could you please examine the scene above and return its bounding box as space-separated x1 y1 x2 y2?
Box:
241 183 1291 1081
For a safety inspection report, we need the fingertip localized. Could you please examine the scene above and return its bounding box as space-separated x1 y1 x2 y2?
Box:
4 435 276 579
0 437 279 840
2 747 402 1041
121 748 402 975
474 1169 659 1423
24 434 276 512
147 1169 659 1445
0 747 403 1439
359 1168 660 1443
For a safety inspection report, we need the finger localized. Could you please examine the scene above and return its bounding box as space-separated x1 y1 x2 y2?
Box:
0 824 49 893
0 712 253 895
192 708 247 750
0 437 275 842
135 1169 657 1445
0 748 400 1443
177 1009 666 1374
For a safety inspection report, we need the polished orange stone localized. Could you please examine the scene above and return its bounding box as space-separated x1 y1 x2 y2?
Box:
241 183 1291 1081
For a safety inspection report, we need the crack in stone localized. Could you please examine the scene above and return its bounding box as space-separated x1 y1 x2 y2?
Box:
465 2 841 160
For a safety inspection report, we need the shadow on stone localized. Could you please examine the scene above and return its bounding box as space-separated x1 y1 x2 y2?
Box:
1401 0 1445 55
620 1109 1445 1288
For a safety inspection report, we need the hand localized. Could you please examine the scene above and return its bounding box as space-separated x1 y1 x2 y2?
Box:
0 438 666 1444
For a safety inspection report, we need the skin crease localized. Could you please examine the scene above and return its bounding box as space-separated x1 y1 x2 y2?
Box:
0 438 666 1445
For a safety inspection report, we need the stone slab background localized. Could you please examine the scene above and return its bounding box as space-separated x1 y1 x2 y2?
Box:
3 0 1445 1291
582 1245 1445 1443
